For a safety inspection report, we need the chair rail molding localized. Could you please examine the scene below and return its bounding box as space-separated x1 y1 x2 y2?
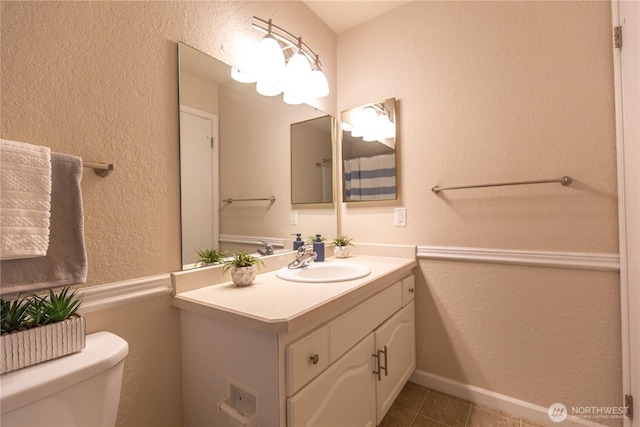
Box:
78 273 173 314
417 246 620 272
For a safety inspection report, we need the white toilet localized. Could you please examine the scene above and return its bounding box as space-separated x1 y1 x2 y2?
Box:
0 331 129 427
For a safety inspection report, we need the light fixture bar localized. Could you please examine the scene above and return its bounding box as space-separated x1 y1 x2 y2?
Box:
252 16 323 68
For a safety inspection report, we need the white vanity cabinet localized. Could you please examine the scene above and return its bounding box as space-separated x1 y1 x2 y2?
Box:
286 275 415 426
175 256 416 427
287 333 378 426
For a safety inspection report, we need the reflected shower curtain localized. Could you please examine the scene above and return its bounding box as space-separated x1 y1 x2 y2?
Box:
343 153 396 201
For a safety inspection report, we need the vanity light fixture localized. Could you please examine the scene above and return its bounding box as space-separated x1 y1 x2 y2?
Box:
231 16 330 103
346 103 395 143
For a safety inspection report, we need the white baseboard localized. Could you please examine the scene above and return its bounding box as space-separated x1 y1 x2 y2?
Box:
417 246 620 271
410 369 608 427
78 273 172 314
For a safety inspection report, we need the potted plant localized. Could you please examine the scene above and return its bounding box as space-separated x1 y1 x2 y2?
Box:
332 236 354 258
195 248 226 267
1 286 85 374
222 251 265 286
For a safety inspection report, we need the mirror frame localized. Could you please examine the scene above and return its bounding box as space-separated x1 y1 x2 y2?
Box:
341 98 398 202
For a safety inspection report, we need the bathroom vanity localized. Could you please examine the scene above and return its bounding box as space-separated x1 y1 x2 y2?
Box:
173 252 416 427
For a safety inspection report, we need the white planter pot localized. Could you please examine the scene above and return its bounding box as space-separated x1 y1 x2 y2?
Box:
333 246 350 258
231 266 256 286
0 315 86 375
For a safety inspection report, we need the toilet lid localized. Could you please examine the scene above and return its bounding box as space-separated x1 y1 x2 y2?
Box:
0 331 128 414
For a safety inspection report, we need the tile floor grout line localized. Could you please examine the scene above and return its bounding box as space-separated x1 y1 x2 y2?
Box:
463 402 472 427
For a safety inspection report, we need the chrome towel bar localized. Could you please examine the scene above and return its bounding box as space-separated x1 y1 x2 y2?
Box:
83 162 114 177
223 196 276 203
432 176 572 194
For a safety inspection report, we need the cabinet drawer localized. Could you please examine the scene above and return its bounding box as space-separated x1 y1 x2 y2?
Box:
287 334 376 427
286 326 329 395
402 275 415 306
329 282 402 362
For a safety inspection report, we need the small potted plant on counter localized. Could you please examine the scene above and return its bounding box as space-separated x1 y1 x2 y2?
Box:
195 248 226 267
332 236 354 258
1 286 85 374
222 251 265 286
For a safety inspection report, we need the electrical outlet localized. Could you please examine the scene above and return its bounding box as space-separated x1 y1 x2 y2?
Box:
394 208 407 227
290 210 298 225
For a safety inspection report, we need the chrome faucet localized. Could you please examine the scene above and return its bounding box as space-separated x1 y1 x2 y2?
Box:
257 240 274 256
287 245 317 269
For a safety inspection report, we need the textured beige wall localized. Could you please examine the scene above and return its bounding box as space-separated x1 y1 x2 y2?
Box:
181 71 220 115
1 2 336 426
337 1 621 424
84 296 183 427
1 0 336 286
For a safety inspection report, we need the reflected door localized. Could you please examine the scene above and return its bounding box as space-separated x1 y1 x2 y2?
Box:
180 109 219 265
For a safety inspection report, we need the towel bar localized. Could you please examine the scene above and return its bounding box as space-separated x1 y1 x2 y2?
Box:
432 176 572 194
83 162 114 177
223 196 276 203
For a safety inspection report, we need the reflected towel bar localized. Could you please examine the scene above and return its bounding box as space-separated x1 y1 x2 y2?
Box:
223 196 276 204
432 176 572 194
83 162 115 177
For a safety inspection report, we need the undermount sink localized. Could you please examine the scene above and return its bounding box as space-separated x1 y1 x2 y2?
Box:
276 262 371 283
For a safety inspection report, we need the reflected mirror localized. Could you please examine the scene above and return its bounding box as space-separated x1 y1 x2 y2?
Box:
291 115 333 204
341 98 397 201
178 42 336 269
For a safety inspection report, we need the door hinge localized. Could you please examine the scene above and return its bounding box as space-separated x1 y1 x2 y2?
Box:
211 137 214 148
625 394 633 418
614 26 622 49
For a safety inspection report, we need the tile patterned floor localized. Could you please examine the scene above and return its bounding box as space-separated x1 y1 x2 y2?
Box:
380 382 543 427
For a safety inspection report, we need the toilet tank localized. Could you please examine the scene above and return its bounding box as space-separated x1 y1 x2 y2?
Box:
0 331 129 427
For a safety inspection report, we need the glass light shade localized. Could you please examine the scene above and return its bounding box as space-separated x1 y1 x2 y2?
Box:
308 69 329 98
377 114 396 139
256 34 285 92
256 80 282 96
361 108 379 141
231 67 256 83
283 91 304 105
283 51 311 103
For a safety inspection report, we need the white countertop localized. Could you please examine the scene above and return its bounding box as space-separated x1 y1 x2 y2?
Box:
172 255 416 335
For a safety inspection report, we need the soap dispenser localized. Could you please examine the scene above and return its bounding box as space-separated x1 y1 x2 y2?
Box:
313 234 325 262
293 233 304 250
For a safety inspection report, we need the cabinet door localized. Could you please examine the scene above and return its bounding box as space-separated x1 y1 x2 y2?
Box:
374 301 416 425
287 334 376 427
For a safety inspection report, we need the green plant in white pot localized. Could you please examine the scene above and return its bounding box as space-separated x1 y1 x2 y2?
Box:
195 248 226 267
332 236 354 258
0 286 85 374
222 251 265 286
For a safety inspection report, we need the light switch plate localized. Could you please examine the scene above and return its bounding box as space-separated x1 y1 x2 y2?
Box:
394 208 407 227
290 210 298 225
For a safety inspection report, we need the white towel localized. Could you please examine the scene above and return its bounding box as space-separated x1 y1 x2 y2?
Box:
1 152 87 296
0 139 52 259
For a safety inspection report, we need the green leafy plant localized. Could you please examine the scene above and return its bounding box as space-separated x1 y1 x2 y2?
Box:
332 236 354 247
221 251 265 274
25 295 51 327
0 286 83 335
307 235 327 244
196 248 226 265
42 287 82 324
1 297 30 334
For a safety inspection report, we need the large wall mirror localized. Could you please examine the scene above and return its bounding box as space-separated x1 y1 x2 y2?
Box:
341 98 397 201
291 115 334 204
178 42 337 268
